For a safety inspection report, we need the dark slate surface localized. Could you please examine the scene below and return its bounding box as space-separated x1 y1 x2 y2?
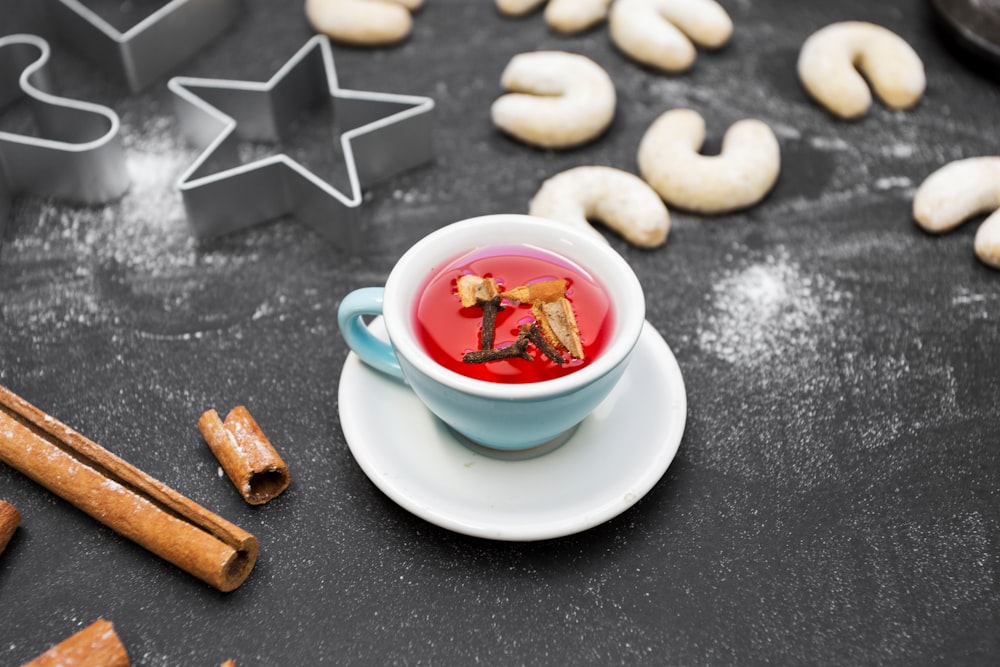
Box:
2 0 999 664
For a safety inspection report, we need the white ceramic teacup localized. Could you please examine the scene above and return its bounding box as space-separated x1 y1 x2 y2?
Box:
337 214 645 454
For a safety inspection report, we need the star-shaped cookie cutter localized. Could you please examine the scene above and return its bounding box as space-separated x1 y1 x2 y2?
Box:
47 0 241 92
0 33 129 240
168 35 434 249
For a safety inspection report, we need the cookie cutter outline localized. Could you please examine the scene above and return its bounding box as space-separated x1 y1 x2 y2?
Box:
168 34 435 249
47 0 242 92
0 33 129 239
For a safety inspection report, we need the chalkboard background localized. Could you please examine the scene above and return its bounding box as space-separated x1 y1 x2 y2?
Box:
2 0 999 664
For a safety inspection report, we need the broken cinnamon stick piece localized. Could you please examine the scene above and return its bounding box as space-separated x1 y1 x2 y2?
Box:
198 407 290 506
0 385 258 592
532 297 585 360
24 618 129 667
501 278 567 305
0 499 20 557
456 275 500 307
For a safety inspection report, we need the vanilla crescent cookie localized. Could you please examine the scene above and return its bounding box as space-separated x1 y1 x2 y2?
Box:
529 166 671 248
913 157 1000 269
496 0 544 15
491 51 616 149
637 108 781 214
496 0 612 34
305 0 423 46
609 0 733 73
797 21 926 119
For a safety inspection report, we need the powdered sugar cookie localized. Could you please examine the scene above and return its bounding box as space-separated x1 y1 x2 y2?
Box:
609 0 733 73
797 21 925 119
638 108 780 214
491 51 616 149
913 157 1000 269
496 0 612 34
305 0 423 46
529 166 670 248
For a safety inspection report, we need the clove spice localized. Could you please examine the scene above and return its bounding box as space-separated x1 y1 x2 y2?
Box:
520 323 565 364
457 276 503 349
479 296 502 350
463 336 532 364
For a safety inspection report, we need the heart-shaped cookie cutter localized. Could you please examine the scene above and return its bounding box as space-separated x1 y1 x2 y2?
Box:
0 33 128 240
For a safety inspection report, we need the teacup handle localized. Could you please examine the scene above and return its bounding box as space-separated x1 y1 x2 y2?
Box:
337 287 405 381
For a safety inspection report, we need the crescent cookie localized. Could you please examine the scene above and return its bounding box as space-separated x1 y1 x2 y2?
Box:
797 21 925 119
609 0 733 73
913 157 1000 270
305 0 423 46
529 166 670 248
496 0 612 34
637 108 781 214
491 51 617 149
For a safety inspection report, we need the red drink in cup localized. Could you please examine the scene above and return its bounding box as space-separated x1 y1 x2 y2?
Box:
414 245 614 384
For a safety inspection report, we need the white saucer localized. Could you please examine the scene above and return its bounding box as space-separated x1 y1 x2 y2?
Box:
337 319 687 541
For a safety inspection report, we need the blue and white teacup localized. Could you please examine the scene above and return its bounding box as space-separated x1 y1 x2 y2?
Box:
337 214 645 454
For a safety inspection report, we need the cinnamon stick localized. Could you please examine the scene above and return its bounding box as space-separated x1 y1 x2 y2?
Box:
0 385 257 592
532 297 585 360
198 407 290 505
24 618 128 667
501 278 567 305
0 499 19 556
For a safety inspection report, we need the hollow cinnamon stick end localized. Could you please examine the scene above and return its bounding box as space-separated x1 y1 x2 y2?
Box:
227 406 290 505
216 532 259 593
200 405 290 506
242 466 291 506
0 500 20 556
24 618 129 667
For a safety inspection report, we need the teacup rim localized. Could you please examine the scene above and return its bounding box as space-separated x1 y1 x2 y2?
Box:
382 213 646 400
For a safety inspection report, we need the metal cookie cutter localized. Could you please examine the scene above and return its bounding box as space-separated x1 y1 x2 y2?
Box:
0 33 128 239
168 35 434 250
47 0 241 92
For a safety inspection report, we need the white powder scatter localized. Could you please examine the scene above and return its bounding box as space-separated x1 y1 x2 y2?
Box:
11 114 195 277
874 176 913 191
770 122 803 140
951 286 993 319
952 286 988 305
138 651 173 667
100 478 124 493
392 188 423 204
0 111 218 336
697 249 846 367
108 131 195 274
881 143 916 159
645 79 716 109
809 135 850 152
252 301 276 320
